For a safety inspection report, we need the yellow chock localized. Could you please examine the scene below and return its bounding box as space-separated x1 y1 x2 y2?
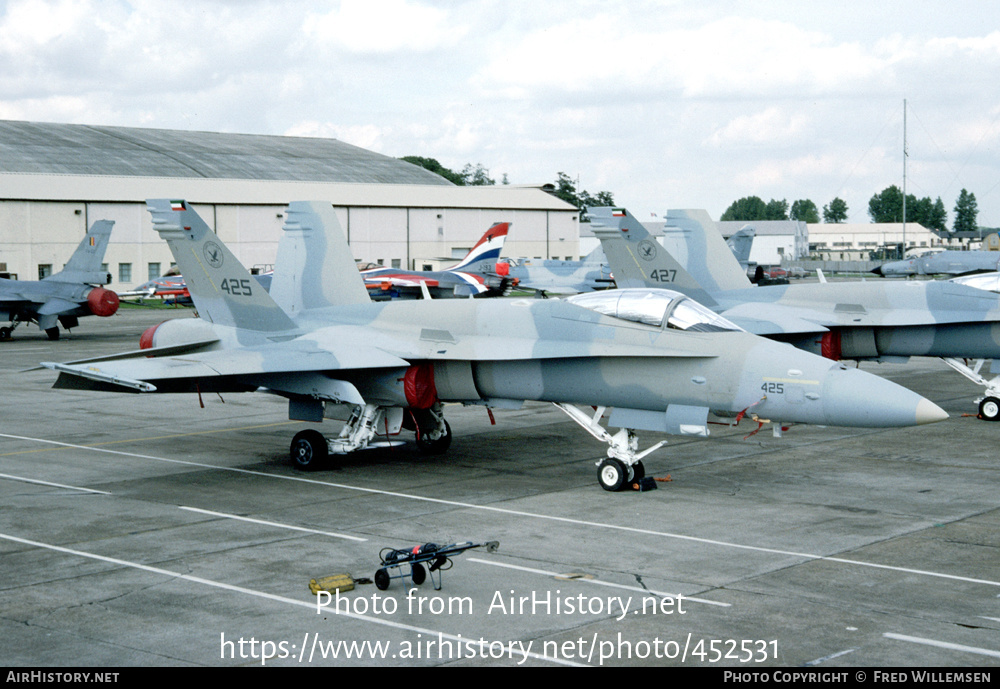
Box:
309 573 355 595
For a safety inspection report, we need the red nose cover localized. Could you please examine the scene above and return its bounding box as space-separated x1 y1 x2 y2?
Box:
139 323 161 350
403 363 437 410
87 287 119 317
495 261 510 277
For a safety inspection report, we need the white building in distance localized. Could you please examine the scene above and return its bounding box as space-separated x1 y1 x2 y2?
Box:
0 121 578 289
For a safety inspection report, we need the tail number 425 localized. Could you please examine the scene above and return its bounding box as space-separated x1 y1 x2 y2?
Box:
220 278 253 296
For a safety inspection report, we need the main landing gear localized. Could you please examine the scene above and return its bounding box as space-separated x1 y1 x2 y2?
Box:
289 402 452 471
554 403 666 491
941 358 1000 421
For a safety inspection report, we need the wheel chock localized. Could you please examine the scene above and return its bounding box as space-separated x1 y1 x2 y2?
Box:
631 477 658 492
309 573 355 595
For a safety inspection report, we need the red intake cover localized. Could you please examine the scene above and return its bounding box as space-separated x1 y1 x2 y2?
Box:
495 261 510 277
403 363 437 410
820 331 842 361
86 287 119 317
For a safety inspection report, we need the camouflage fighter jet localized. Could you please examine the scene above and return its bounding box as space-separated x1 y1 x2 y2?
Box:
1 220 119 341
486 245 614 296
872 247 1000 277
591 206 1000 421
43 200 946 491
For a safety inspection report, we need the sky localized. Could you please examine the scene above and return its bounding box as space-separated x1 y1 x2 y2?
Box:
2 0 1000 227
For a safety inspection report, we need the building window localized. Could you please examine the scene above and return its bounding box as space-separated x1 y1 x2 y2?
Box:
148 263 161 280
119 263 132 283
38 264 52 280
391 259 401 268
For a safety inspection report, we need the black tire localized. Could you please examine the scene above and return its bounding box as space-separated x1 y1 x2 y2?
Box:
979 396 1000 421
597 458 627 492
374 568 390 591
415 419 451 455
45 327 60 340
0 327 11 342
290 429 328 471
411 563 426 585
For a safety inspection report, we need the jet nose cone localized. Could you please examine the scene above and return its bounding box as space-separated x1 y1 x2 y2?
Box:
871 266 884 276
915 398 949 425
820 367 948 427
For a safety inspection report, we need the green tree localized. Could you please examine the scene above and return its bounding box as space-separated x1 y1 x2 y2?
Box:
399 156 465 185
459 163 495 186
909 196 947 232
790 199 819 223
954 189 979 233
822 197 848 223
868 185 905 223
720 196 767 221
552 172 615 218
721 196 788 221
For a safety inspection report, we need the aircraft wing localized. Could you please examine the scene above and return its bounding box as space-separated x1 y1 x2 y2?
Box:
36 298 81 316
43 337 412 396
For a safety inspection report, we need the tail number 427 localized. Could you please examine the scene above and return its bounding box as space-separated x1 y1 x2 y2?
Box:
220 278 253 296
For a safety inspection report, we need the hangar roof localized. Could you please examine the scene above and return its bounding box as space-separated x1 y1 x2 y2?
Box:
0 120 452 185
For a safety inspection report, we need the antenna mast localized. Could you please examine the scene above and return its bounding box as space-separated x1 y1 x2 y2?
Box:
903 98 907 256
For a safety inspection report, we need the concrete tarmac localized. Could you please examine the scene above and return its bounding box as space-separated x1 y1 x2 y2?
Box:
1 306 998 667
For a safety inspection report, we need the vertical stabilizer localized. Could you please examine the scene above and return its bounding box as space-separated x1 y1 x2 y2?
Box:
146 199 297 332
44 220 114 285
726 226 756 268
663 210 753 292
270 202 371 313
589 207 718 307
448 222 510 271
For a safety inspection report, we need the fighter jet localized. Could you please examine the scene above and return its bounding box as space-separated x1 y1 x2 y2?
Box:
591 206 1000 421
486 246 614 295
1 220 119 341
43 200 945 491
872 248 1000 277
361 222 517 300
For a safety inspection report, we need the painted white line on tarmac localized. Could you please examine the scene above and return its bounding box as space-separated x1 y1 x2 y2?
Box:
0 531 583 667
179 506 367 542
884 632 1000 659
4 432 999 590
467 557 730 608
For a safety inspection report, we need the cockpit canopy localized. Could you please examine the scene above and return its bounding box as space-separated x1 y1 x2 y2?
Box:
565 288 743 333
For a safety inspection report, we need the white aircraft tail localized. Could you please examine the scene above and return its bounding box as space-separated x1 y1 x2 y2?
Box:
146 200 297 333
448 222 510 271
269 202 371 313
588 207 719 307
662 210 753 292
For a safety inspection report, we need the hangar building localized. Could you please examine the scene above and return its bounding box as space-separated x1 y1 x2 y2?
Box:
0 121 579 291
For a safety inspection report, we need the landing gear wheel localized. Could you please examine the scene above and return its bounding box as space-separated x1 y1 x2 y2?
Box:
598 458 628 492
415 420 451 455
374 568 390 591
45 327 60 340
290 429 328 471
0 327 11 341
411 563 426 585
979 396 1000 421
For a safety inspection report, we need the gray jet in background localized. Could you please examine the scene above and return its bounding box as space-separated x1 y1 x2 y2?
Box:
591 206 1000 421
1 220 118 341
45 201 945 491
873 248 1000 277
488 245 614 295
